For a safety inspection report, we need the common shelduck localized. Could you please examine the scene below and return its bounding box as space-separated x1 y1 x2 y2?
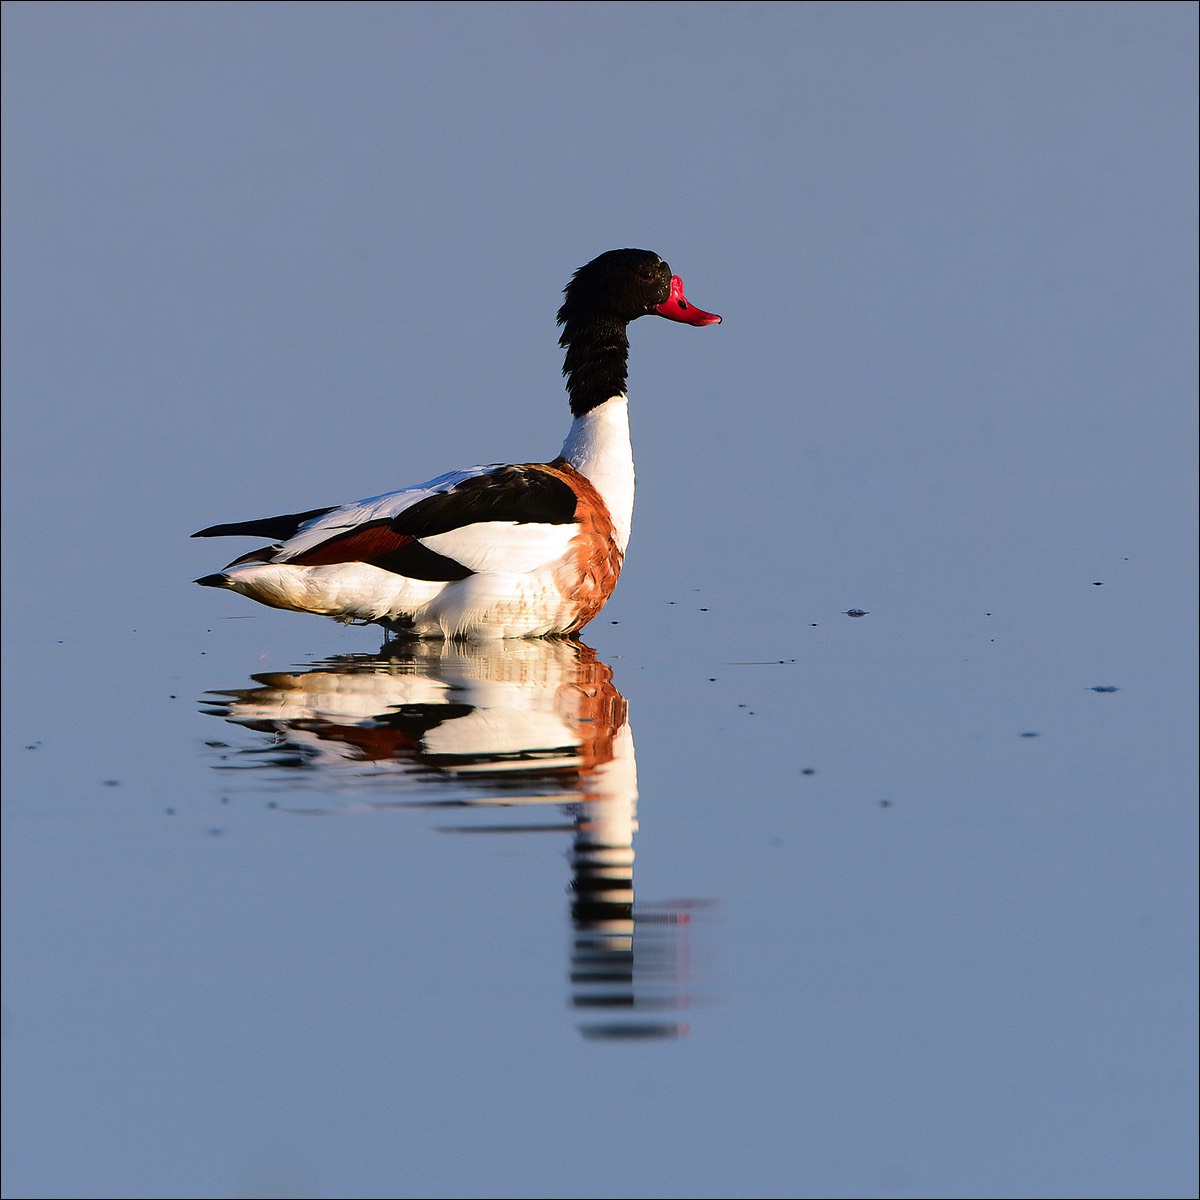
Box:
193 248 721 638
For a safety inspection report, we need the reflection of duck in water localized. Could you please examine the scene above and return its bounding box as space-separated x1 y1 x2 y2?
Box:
202 638 696 1038
194 250 719 638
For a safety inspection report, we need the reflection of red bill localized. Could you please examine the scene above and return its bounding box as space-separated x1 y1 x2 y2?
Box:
655 275 722 326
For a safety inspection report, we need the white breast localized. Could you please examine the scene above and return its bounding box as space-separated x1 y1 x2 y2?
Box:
558 396 635 553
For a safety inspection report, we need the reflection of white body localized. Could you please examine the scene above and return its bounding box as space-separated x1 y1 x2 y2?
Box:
206 638 637 811
204 639 692 1039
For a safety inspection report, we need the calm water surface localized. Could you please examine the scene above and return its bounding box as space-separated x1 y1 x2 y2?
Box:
3 566 1195 1199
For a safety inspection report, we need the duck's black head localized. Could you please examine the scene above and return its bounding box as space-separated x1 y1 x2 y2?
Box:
557 249 720 329
557 249 720 416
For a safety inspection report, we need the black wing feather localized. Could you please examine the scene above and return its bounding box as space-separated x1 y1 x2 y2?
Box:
192 506 338 541
392 466 578 538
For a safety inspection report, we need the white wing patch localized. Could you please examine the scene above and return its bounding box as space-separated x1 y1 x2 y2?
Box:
421 521 576 574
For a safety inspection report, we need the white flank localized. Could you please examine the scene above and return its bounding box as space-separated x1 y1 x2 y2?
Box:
223 561 445 623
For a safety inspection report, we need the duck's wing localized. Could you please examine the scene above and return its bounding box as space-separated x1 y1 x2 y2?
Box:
199 464 588 582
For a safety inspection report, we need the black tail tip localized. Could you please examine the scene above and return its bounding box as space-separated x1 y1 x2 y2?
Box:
195 573 230 589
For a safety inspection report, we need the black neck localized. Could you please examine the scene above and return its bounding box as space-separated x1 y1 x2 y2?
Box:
560 316 632 418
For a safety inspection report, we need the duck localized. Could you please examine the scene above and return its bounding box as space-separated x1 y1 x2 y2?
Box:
193 248 721 639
